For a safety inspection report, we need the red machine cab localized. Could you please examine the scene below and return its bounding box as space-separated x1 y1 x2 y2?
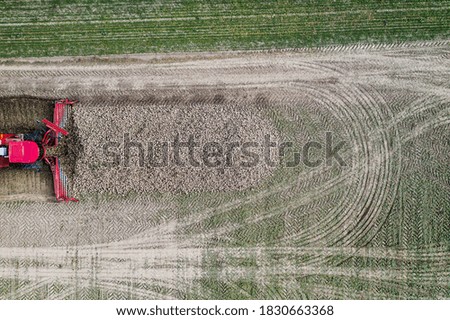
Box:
8 141 40 164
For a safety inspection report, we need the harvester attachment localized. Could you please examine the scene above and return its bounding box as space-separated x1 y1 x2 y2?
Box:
54 98 76 143
41 98 77 147
42 98 78 202
44 157 78 203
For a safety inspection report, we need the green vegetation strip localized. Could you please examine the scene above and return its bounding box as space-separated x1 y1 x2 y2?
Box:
0 0 449 57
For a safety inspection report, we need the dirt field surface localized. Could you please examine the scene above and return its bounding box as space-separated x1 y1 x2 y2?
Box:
0 42 449 299
0 96 53 133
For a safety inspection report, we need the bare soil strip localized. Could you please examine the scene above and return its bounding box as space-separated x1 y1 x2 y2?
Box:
0 96 53 133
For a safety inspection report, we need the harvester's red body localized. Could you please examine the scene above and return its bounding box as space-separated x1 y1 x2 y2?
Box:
0 138 40 166
0 99 78 202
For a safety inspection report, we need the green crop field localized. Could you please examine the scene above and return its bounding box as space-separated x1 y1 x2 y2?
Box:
0 0 449 58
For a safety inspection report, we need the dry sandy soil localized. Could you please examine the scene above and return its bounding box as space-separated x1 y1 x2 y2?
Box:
0 42 448 299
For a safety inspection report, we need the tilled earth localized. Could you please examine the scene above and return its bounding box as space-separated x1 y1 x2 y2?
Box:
0 96 53 133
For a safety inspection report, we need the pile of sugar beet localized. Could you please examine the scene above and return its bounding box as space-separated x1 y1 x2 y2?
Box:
71 94 279 195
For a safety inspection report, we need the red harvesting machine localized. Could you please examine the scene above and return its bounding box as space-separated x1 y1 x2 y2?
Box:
0 99 78 202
